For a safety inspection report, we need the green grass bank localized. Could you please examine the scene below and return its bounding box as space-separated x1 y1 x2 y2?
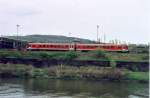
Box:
0 50 148 61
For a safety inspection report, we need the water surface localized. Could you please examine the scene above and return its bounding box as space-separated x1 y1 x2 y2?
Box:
0 78 148 98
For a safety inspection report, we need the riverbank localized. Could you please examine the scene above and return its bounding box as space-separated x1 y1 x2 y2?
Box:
0 63 148 82
0 50 148 82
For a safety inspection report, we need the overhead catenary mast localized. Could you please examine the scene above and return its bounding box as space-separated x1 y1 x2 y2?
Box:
97 25 99 43
104 33 106 43
16 24 20 40
103 26 106 43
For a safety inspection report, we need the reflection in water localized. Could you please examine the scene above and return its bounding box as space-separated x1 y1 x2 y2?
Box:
0 78 148 98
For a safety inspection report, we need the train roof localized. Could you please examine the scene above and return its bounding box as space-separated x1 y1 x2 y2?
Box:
28 42 127 46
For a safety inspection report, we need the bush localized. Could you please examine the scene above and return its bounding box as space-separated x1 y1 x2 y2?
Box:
0 64 32 77
0 52 10 58
0 51 22 58
89 50 110 61
63 51 78 60
38 52 57 59
92 50 106 58
31 68 48 78
110 60 116 68
39 52 49 59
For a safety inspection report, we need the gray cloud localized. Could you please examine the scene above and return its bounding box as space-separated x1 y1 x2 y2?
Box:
5 8 41 16
0 0 149 44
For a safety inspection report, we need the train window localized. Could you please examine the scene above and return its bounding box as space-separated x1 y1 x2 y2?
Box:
93 46 96 48
62 45 65 48
111 46 114 48
86 46 89 48
106 46 110 49
103 46 106 48
106 46 109 49
104 46 107 49
61 45 64 48
82 46 85 48
36 45 39 47
60 45 63 48
101 46 104 48
89 46 94 48
118 46 121 49
88 46 91 48
78 45 81 48
57 45 60 48
53 45 56 48
94 46 98 48
65 45 68 48
89 46 92 48
32 45 36 47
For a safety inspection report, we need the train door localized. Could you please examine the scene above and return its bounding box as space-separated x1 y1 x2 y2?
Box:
69 43 75 50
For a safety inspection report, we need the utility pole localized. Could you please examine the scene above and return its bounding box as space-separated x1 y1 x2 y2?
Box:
102 25 106 43
68 32 72 50
104 32 106 43
97 25 99 43
16 24 20 40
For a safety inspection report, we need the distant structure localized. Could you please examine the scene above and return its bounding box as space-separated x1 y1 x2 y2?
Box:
0 37 27 50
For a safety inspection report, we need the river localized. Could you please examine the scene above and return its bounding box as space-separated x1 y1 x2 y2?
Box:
0 78 148 98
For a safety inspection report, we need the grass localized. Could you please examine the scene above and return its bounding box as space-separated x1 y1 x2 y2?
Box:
0 50 149 61
0 50 78 60
0 63 32 77
124 71 149 82
106 52 149 62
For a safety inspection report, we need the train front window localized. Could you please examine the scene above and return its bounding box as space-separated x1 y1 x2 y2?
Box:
28 45 31 47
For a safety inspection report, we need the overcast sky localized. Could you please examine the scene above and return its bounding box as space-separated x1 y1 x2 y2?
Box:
0 0 149 44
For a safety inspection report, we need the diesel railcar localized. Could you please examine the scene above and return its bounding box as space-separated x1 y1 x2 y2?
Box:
27 43 128 52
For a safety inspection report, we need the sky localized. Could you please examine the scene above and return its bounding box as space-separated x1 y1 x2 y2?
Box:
0 0 149 44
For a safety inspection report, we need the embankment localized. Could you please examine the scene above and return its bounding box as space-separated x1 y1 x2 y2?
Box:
0 63 148 82
0 57 148 71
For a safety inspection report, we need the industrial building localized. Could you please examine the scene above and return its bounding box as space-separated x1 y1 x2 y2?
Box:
0 37 27 50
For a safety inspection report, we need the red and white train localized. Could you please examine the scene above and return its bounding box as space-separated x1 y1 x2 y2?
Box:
27 43 128 52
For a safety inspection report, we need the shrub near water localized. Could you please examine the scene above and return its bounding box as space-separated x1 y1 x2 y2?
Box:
110 60 117 68
46 65 123 80
0 64 148 82
0 63 32 77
